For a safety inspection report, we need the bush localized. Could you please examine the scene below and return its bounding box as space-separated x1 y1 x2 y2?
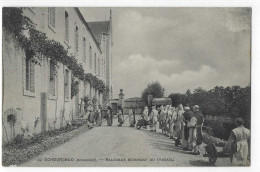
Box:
203 119 236 140
202 133 227 147
2 120 89 166
13 134 25 144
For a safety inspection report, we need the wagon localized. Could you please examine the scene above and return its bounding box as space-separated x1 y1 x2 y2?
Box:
151 98 172 106
136 118 150 129
203 143 232 164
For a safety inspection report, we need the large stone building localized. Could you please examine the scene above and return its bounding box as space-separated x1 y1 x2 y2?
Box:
2 7 113 142
87 11 113 99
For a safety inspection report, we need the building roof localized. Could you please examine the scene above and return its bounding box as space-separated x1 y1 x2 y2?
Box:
152 98 172 106
87 21 110 45
124 97 144 102
74 8 102 53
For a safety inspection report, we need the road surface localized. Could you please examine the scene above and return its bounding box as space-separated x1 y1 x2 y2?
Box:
21 119 231 167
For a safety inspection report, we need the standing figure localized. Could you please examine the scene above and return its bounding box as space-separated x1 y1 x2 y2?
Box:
174 104 185 146
163 105 170 135
128 109 135 127
88 104 95 129
192 105 204 155
133 109 136 126
117 106 124 127
167 106 174 139
150 105 158 132
182 105 194 150
158 105 165 133
169 107 176 139
96 105 102 126
107 106 113 126
142 106 149 128
187 112 197 152
166 105 174 137
223 118 250 166
84 101 91 124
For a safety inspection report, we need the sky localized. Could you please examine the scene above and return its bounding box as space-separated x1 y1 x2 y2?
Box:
80 7 251 99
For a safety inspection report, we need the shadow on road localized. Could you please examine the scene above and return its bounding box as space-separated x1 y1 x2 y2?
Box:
189 160 216 166
139 129 192 155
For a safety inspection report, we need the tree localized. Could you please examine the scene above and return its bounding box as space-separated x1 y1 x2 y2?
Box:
141 81 165 105
168 93 188 107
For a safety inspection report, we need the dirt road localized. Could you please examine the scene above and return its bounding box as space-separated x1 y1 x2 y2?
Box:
21 119 230 167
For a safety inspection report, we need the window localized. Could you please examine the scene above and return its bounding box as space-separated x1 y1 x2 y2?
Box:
25 51 35 93
65 11 69 42
75 26 79 52
89 46 92 68
98 58 100 76
48 7 55 29
102 59 104 76
94 53 97 73
89 85 92 97
64 69 69 100
49 61 56 97
83 37 86 61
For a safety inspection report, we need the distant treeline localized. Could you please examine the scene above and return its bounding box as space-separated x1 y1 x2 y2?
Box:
168 85 251 127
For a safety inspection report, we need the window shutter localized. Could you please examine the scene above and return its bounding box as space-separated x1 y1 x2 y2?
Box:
49 62 56 96
65 12 69 42
64 69 69 99
30 61 35 92
95 54 97 73
25 58 30 90
98 58 100 76
75 27 79 52
49 8 55 28
83 38 86 61
52 8 55 28
89 46 92 67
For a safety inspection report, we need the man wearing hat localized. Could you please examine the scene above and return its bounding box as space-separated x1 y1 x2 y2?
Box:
192 105 204 155
182 105 195 150
150 105 158 132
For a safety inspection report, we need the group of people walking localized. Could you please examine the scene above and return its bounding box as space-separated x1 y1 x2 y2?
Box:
83 103 103 128
82 101 250 166
86 105 125 127
141 104 250 166
142 104 204 155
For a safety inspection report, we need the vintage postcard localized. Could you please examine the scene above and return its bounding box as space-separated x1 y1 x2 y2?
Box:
2 7 251 167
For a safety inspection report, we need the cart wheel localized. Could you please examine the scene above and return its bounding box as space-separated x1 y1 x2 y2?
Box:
208 156 217 164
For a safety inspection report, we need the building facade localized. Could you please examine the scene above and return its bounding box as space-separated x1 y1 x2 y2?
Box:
87 10 113 100
2 7 113 143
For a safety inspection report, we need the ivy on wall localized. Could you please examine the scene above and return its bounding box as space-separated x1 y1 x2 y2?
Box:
3 7 106 93
71 77 79 98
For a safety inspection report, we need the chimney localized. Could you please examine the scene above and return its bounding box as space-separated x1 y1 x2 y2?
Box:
110 9 112 20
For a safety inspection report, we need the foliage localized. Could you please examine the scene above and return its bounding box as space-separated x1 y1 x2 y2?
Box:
83 96 91 110
141 81 165 105
168 85 251 140
202 133 227 147
92 96 98 105
3 120 88 166
71 77 79 98
168 85 250 122
3 7 106 92
168 93 188 107
102 86 110 105
13 134 25 144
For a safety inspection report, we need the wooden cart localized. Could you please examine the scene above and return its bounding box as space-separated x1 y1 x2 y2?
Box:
203 143 232 164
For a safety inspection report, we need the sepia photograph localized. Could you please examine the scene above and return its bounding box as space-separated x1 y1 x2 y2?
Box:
2 5 252 167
